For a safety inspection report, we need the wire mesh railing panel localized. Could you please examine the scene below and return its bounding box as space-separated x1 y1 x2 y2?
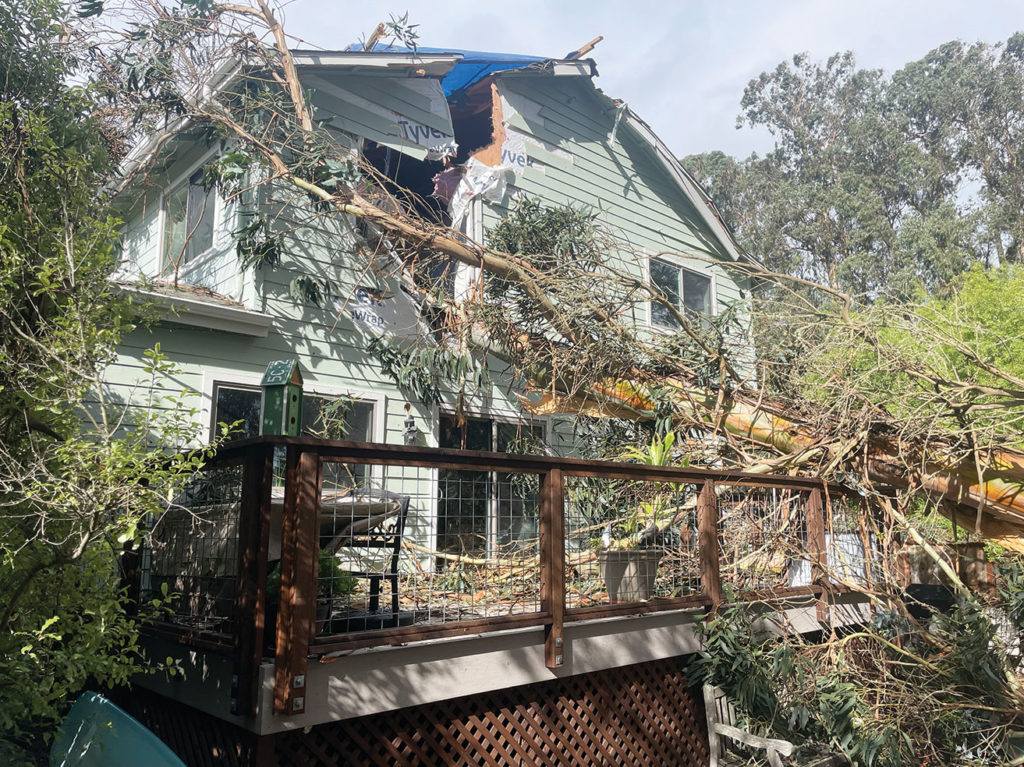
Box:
311 459 543 637
718 487 809 593
139 439 866 660
141 462 244 635
825 494 876 587
564 476 700 609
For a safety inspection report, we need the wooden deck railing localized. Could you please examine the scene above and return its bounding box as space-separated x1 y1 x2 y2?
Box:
136 437 870 718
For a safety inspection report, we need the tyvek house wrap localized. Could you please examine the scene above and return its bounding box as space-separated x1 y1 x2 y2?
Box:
306 72 458 161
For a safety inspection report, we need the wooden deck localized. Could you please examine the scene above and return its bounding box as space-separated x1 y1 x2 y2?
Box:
130 437 874 764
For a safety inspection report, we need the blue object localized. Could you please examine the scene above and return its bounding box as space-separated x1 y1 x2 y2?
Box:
50 692 186 767
347 44 545 96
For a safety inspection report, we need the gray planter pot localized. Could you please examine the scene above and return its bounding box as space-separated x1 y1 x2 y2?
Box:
597 549 663 602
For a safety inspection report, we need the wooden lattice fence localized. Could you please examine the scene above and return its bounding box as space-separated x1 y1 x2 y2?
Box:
120 656 708 766
276 657 708 767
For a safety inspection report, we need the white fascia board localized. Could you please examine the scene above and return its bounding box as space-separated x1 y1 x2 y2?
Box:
113 57 244 198
547 60 597 77
124 285 274 337
623 111 755 266
291 51 461 77
497 59 597 80
113 51 458 198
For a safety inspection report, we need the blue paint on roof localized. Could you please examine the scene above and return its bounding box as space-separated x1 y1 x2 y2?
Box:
345 44 545 97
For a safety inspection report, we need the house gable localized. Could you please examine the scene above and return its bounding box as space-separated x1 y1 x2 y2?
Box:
109 45 751 453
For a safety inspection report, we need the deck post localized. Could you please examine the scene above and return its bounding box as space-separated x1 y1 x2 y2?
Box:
540 468 565 669
233 443 274 716
806 487 828 623
697 480 722 611
273 446 321 715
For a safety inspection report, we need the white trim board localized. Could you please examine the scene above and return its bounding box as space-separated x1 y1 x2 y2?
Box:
124 285 274 337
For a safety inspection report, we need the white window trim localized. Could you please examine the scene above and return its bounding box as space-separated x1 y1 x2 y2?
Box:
201 369 386 444
299 382 386 445
645 254 717 332
159 148 223 279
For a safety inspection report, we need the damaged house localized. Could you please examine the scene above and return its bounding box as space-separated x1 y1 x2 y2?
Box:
104 45 852 767
112 45 750 456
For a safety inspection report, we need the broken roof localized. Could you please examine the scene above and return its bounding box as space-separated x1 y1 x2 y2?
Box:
118 43 749 264
344 44 549 96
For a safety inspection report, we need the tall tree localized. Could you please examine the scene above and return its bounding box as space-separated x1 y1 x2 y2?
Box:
685 36 1024 299
77 3 1024 759
0 0 201 759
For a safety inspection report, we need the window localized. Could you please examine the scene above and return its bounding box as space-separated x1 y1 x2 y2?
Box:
210 384 374 442
301 395 374 442
211 384 261 440
649 259 712 328
164 167 216 271
437 415 545 557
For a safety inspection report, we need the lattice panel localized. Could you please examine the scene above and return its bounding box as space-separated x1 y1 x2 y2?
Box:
114 686 255 767
276 658 709 767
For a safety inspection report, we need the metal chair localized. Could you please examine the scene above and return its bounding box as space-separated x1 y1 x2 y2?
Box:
320 489 410 614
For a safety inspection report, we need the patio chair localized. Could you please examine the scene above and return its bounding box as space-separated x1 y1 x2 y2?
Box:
320 489 410 615
705 683 793 767
704 685 847 766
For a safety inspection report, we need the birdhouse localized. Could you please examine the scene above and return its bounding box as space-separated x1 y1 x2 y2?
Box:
260 359 303 436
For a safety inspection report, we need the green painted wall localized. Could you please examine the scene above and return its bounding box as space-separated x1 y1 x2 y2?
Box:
484 76 749 321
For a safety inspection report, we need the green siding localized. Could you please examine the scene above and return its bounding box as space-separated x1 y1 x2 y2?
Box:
116 140 251 304
488 78 748 324
109 68 751 456
304 71 454 162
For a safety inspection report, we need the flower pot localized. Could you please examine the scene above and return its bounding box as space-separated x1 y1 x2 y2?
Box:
597 549 663 602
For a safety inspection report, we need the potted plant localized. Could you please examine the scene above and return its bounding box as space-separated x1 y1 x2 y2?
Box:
265 550 357 637
596 433 684 602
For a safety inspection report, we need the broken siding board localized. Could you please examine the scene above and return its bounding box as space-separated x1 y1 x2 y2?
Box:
503 100 665 177
307 75 452 137
307 73 454 161
509 120 673 208
508 104 642 169
322 75 443 127
521 141 574 171
500 82 720 249
320 72 437 112
505 82 711 214
312 90 412 142
326 116 430 161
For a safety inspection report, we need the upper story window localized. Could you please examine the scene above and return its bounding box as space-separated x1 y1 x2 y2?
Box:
164 167 216 272
649 259 713 328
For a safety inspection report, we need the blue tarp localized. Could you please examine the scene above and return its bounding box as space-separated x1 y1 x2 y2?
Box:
345 44 545 97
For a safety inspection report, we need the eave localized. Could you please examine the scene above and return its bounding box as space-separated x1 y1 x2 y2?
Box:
119 283 274 337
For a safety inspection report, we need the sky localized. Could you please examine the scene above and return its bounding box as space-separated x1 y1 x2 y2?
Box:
278 0 1023 160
